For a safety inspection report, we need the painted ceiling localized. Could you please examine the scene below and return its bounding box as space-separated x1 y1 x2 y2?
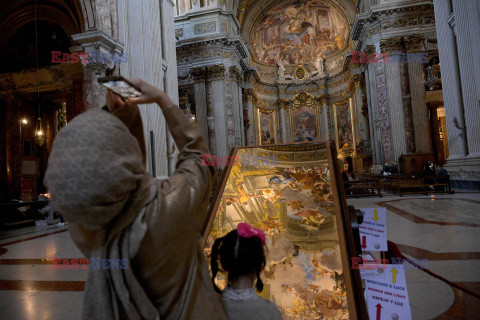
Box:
249 0 349 66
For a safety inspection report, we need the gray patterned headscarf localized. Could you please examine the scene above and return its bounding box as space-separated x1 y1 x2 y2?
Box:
44 108 160 319
44 108 151 232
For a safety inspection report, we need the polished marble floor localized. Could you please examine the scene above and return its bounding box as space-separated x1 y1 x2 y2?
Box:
0 192 479 319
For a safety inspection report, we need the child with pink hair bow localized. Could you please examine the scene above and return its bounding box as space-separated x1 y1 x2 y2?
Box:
210 223 283 320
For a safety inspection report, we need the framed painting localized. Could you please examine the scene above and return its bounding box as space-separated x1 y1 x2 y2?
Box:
290 106 319 142
334 100 354 151
257 109 277 145
202 142 367 320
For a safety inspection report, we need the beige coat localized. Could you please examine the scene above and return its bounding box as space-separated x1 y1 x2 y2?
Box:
45 101 227 320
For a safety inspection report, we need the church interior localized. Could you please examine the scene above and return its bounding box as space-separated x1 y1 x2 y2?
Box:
0 0 479 319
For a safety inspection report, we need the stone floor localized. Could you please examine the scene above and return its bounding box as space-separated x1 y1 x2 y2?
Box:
0 192 479 319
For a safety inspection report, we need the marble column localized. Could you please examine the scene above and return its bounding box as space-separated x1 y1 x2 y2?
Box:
71 30 124 110
353 75 368 143
206 64 227 158
317 95 330 141
278 100 290 143
366 44 393 163
243 89 256 145
408 61 432 154
433 0 468 160
452 0 480 159
384 50 407 161
398 39 416 153
364 67 381 165
191 67 209 143
81 63 107 109
229 66 245 147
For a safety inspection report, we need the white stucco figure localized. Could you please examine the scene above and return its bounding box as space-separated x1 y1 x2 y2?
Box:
315 56 324 75
277 60 286 80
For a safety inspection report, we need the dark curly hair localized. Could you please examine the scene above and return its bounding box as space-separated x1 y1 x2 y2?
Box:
210 229 266 294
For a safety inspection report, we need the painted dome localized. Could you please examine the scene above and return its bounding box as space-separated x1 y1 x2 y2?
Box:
250 0 349 66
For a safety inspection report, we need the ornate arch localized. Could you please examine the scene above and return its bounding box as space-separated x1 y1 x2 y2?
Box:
0 0 87 47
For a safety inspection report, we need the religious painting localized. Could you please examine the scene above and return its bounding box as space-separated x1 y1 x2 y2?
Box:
251 0 349 66
290 106 318 142
203 143 367 320
257 109 277 145
335 101 354 150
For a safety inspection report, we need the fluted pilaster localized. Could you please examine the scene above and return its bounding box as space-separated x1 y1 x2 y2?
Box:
278 101 290 143
191 67 209 143
408 62 432 153
317 95 330 141
385 57 407 161
433 0 468 161
452 0 480 159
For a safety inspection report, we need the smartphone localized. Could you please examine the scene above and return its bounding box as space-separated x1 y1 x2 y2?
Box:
98 76 141 99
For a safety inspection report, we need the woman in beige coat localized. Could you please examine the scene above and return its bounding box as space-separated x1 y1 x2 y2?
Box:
45 79 227 320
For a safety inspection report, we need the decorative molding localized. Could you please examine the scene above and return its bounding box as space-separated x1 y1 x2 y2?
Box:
175 28 184 38
229 66 244 83
278 99 290 110
206 64 226 80
194 21 216 34
351 2 435 40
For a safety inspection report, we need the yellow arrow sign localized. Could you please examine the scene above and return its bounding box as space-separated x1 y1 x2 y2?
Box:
373 209 379 222
391 267 398 284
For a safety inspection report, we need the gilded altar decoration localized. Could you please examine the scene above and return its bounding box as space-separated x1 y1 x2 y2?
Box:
55 102 68 134
334 100 354 154
290 106 318 142
203 143 365 319
289 93 319 142
257 109 277 145
295 64 307 80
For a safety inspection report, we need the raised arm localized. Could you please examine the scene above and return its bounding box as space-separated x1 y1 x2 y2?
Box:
128 79 215 235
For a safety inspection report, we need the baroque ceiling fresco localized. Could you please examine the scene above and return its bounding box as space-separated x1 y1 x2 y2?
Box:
205 145 350 320
250 0 349 66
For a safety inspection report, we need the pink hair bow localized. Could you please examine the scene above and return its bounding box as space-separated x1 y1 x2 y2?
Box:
237 223 266 245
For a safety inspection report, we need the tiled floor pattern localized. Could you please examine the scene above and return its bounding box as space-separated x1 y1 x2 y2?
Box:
0 192 479 319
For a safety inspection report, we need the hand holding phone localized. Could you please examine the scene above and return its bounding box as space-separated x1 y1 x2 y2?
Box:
98 76 142 99
127 78 174 109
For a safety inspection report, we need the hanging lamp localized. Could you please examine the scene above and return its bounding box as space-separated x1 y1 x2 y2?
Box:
35 117 45 146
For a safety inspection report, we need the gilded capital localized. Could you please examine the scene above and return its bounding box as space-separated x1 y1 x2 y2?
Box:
206 64 226 80
316 94 329 106
190 67 208 81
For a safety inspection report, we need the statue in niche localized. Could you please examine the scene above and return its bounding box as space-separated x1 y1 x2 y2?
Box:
277 60 286 80
314 56 324 75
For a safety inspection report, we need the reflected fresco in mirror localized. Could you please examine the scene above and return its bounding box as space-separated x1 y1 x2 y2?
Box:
205 144 349 320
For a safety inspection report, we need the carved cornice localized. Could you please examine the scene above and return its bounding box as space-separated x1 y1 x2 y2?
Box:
351 1 434 41
381 35 426 54
176 37 249 60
